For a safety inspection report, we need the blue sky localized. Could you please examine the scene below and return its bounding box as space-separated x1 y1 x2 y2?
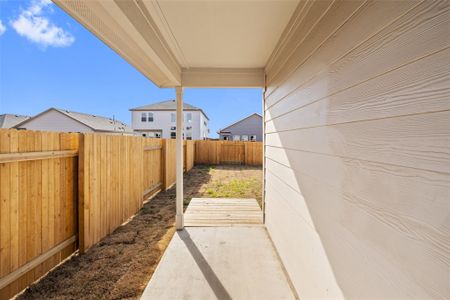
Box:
0 0 262 137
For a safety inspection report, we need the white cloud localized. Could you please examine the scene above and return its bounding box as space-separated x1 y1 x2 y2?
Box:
0 20 6 36
11 0 74 48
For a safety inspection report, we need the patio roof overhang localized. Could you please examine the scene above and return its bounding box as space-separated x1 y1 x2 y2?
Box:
52 0 301 230
52 0 300 88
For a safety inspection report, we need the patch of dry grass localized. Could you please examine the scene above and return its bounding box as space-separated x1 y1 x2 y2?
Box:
200 165 262 207
206 178 261 204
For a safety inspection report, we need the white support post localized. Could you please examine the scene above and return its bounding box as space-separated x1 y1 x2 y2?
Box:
175 86 184 230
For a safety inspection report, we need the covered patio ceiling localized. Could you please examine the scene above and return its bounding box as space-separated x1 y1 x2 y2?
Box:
53 0 300 88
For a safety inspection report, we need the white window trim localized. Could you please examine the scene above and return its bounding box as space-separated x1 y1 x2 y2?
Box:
186 112 192 123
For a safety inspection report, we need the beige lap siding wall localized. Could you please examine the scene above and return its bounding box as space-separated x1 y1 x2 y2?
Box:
263 0 450 299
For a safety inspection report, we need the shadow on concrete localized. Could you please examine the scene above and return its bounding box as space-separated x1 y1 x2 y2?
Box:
179 230 232 300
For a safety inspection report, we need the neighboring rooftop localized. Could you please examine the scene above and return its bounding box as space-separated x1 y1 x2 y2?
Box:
15 108 132 133
130 100 209 119
218 113 262 133
0 114 31 128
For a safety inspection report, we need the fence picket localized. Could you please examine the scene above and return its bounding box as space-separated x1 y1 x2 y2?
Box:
195 140 262 165
1 130 259 299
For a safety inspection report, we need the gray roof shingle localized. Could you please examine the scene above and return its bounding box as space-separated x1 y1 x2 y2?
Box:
54 108 132 132
130 100 208 119
0 114 31 128
130 100 199 110
14 108 132 133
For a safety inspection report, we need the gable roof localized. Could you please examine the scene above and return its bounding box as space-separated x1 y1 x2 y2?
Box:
218 113 262 133
15 108 132 133
130 100 209 119
0 114 31 128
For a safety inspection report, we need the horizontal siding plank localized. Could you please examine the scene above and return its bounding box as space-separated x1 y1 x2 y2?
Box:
265 170 314 230
264 0 312 73
267 0 366 86
266 0 449 108
265 186 345 299
265 156 449 299
265 155 450 232
265 0 421 102
265 0 337 82
266 46 450 127
266 110 450 173
264 0 449 298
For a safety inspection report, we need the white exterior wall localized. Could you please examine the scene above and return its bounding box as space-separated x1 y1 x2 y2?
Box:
199 113 209 140
131 110 208 140
264 1 450 299
16 110 93 132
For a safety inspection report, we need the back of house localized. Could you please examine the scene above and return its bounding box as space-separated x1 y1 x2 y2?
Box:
130 100 209 140
219 113 262 141
14 108 132 134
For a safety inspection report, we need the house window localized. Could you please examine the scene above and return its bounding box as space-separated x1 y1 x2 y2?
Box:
242 135 249 141
250 135 257 141
170 132 176 139
171 113 176 122
155 132 161 138
141 112 147 122
186 113 192 123
233 135 240 141
148 112 154 122
186 126 192 130
186 131 192 140
223 136 229 141
171 126 176 130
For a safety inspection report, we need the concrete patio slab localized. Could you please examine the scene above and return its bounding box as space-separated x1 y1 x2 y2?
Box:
141 226 295 300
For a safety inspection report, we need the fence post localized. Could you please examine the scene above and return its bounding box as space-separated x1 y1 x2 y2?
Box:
217 141 221 164
78 133 87 253
183 141 187 172
244 142 248 165
161 139 167 190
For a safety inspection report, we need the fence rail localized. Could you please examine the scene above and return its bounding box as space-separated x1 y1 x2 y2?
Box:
0 130 79 299
0 130 261 299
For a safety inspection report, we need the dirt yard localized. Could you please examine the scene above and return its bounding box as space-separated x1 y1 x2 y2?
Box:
17 165 262 300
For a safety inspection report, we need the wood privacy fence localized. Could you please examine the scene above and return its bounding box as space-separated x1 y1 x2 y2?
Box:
0 130 194 299
0 130 259 299
79 138 195 250
0 130 79 300
194 140 263 165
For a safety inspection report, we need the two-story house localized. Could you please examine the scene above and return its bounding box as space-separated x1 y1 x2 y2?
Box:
130 100 209 140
